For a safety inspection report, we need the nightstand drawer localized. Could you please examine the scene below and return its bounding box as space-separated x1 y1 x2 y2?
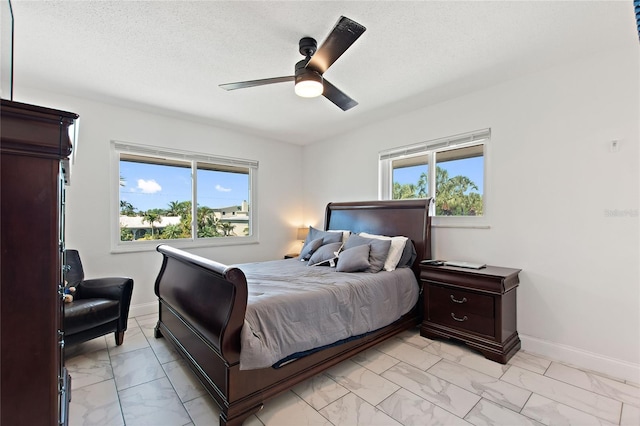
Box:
427 284 495 336
428 284 494 317
429 306 495 336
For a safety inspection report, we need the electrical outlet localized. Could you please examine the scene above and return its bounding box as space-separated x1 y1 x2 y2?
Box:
609 140 620 152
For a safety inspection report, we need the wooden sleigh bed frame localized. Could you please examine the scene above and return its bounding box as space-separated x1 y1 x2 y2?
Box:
153 199 432 425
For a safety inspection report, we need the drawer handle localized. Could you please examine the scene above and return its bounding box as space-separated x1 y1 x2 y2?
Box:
450 295 467 304
451 313 468 322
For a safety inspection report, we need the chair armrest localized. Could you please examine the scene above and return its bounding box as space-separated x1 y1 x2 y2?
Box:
77 277 134 304
77 278 134 332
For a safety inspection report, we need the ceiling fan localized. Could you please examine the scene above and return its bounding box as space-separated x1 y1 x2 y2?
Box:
219 16 366 111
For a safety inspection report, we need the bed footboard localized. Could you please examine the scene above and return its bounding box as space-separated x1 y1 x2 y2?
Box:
153 244 249 419
154 244 247 363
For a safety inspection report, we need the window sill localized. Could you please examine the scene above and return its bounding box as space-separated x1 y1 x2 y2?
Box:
110 236 259 254
431 216 490 229
432 224 491 229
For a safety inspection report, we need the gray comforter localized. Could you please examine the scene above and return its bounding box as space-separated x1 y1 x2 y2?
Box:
236 259 419 370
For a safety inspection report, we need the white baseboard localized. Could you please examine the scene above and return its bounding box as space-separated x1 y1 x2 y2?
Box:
521 334 640 383
129 301 157 319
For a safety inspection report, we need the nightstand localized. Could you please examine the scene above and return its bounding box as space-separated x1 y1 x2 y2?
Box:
420 264 521 363
284 253 299 259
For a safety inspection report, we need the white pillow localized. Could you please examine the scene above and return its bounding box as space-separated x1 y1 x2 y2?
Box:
359 232 408 272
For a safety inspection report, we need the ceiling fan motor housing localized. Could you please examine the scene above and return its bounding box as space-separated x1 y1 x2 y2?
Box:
295 37 323 93
298 37 318 57
295 60 323 86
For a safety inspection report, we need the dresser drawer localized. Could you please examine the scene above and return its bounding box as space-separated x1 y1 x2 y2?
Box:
427 284 495 336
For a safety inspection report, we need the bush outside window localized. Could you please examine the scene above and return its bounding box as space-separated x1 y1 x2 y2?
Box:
380 129 488 216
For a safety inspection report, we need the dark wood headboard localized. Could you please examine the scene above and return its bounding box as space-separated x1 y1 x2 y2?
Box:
324 199 432 273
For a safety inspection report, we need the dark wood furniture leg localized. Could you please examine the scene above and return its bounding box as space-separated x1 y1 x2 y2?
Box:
115 331 125 346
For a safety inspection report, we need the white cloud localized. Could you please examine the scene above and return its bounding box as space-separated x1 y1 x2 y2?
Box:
137 179 162 194
215 184 231 192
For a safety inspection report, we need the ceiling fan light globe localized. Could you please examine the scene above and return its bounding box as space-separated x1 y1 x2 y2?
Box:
295 79 323 98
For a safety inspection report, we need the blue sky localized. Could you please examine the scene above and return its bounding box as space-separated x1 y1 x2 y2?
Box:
393 157 484 194
120 161 249 212
120 156 481 213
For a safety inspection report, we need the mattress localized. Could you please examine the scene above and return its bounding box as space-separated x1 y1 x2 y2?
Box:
236 258 419 370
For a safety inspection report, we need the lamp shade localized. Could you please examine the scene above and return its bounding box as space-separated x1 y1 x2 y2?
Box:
297 227 309 240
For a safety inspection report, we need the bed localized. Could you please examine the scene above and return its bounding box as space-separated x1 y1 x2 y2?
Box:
153 199 432 425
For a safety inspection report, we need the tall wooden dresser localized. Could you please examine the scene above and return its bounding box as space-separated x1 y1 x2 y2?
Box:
1 100 78 425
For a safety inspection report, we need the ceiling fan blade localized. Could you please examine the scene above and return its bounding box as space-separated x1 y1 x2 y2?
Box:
322 79 358 111
306 16 366 75
219 76 294 91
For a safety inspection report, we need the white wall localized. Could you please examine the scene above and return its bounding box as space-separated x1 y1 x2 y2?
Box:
301 46 640 382
14 88 304 317
15 45 638 382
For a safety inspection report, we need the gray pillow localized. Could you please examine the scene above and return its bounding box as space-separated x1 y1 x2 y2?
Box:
336 244 371 272
396 240 417 268
304 226 342 246
343 234 391 273
298 237 323 261
308 242 343 266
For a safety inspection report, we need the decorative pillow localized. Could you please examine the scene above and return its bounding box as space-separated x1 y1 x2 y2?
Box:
342 234 391 273
328 230 351 243
359 232 408 271
396 240 417 268
336 244 371 272
303 226 342 246
298 237 323 261
308 242 343 266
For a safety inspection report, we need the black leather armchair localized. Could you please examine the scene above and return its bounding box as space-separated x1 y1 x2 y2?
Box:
63 249 134 346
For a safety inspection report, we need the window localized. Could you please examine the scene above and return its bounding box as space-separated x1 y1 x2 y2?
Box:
379 129 488 217
112 141 257 251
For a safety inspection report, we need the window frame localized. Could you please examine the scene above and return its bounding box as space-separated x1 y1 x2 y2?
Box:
110 140 259 253
379 129 490 228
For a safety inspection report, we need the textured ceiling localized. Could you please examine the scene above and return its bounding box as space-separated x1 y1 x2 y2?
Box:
7 0 637 145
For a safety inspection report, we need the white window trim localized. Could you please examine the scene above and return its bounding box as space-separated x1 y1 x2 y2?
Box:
379 129 491 229
110 140 259 253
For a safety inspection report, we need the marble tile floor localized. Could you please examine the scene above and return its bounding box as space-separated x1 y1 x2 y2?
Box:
65 312 640 426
